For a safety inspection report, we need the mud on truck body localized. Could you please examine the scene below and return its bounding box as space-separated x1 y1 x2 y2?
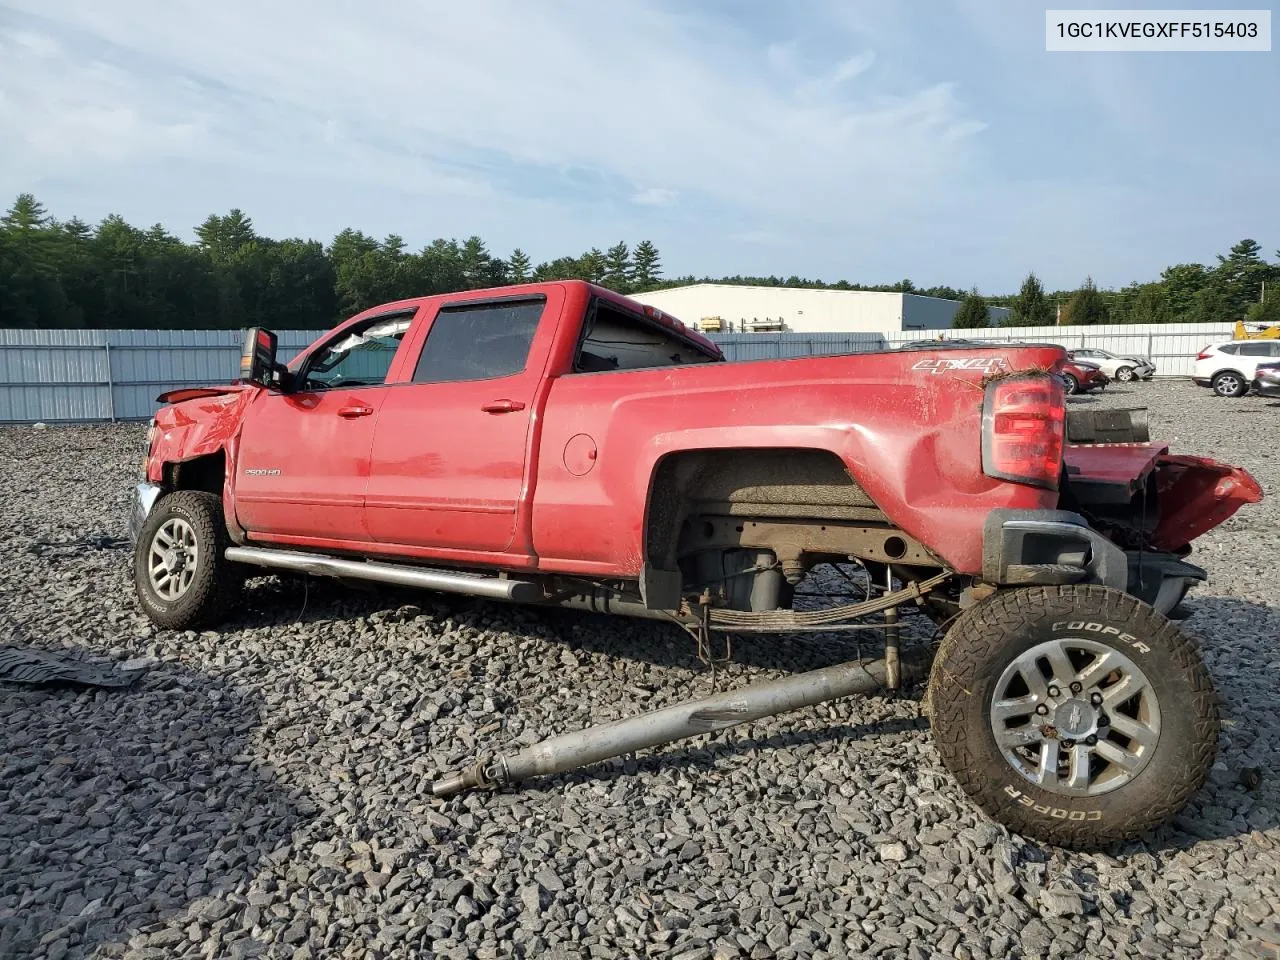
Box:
130 280 1262 848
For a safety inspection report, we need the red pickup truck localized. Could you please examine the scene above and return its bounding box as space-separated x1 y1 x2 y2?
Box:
130 280 1260 847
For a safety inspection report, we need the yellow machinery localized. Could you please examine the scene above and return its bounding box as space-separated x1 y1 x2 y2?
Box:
1234 320 1280 340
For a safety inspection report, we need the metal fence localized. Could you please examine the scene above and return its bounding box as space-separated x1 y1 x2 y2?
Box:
0 322 1238 423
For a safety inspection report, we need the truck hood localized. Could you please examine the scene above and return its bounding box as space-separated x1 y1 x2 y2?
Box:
156 383 254 405
148 383 260 480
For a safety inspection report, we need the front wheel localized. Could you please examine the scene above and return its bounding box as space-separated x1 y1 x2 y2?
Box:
1115 366 1136 383
927 584 1219 848
1062 374 1079 395
134 490 242 629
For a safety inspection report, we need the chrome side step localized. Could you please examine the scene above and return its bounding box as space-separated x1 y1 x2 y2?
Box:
224 546 542 602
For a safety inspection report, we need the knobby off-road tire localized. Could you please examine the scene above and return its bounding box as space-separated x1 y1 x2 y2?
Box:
926 584 1219 849
134 490 242 630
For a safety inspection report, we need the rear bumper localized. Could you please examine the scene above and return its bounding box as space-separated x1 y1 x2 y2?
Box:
982 509 1208 615
1192 377 1211 387
128 482 163 544
983 509 1128 591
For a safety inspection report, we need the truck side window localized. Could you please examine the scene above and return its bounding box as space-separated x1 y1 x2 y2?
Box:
574 300 715 373
300 314 413 391
413 298 544 383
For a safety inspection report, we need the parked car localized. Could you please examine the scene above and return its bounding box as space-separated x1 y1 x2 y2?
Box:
131 280 1261 848
1068 348 1156 382
1193 340 1280 397
1059 358 1108 395
1253 361 1280 398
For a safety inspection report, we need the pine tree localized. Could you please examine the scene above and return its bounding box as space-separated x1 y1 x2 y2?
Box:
1216 238 1272 320
3 194 50 232
603 241 631 292
1008 272 1052 326
1061 277 1109 326
951 289 990 328
631 240 662 289
508 248 532 283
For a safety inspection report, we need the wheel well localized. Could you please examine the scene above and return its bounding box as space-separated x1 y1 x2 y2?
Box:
164 451 226 496
644 447 887 573
1211 369 1244 381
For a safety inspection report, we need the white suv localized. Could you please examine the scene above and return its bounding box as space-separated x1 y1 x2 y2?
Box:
1193 340 1280 397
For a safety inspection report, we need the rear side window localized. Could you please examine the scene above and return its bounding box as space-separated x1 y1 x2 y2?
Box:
1219 344 1240 355
413 298 544 383
574 299 716 373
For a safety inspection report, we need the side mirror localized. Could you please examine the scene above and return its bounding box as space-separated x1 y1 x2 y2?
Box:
240 327 279 388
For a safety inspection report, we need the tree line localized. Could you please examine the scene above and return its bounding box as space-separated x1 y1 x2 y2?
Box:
0 195 662 330
951 239 1280 329
0 194 1276 330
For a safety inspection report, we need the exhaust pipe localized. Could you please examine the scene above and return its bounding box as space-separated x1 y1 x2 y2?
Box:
432 653 924 797
224 546 542 602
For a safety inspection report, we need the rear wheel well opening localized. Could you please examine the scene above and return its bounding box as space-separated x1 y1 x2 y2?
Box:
164 450 226 496
643 447 884 573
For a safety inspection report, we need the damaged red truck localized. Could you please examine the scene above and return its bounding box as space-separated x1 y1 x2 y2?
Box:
130 280 1260 847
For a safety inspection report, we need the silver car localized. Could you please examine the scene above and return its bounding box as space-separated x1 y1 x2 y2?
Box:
1068 348 1156 382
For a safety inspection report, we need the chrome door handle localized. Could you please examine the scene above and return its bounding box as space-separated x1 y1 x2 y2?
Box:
481 399 526 414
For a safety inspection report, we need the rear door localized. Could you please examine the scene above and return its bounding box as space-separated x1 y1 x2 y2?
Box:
363 292 561 553
234 311 417 542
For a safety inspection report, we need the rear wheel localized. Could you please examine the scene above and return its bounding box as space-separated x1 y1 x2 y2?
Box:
134 490 242 629
1212 371 1248 397
1115 366 1136 383
927 584 1219 848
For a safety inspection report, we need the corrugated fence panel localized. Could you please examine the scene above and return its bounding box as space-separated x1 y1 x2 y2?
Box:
0 323 1244 422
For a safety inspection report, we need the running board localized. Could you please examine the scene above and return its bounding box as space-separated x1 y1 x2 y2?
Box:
224 546 542 602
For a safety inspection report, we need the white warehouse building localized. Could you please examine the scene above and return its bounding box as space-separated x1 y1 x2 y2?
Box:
628 283 1009 334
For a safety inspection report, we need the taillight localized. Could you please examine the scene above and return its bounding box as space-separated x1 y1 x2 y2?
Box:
982 375 1064 489
1196 346 1214 360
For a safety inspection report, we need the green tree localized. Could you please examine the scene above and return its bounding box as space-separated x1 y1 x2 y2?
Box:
631 240 662 289
508 248 532 283
1246 295 1280 327
1159 263 1209 321
1216 238 1274 321
1006 272 1052 327
952 289 990 328
1061 277 1109 326
195 209 257 262
602 241 631 292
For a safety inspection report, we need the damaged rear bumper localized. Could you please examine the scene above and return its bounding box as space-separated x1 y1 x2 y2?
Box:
982 509 1207 615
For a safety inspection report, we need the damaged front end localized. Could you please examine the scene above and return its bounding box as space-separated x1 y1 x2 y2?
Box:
1059 408 1262 614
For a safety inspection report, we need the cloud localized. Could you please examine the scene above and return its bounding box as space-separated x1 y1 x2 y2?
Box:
632 187 677 207
0 2 983 224
1 0 1270 290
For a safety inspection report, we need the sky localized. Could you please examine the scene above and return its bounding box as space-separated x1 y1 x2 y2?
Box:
0 1 1276 293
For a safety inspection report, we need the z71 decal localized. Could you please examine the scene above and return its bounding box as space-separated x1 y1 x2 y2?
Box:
912 357 1010 375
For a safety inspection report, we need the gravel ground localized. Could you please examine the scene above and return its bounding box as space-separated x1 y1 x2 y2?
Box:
0 379 1277 960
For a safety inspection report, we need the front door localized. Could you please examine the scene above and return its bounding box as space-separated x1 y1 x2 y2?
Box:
364 295 553 553
234 311 416 542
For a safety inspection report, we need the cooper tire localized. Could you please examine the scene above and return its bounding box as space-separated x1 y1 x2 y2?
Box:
1212 371 1247 398
926 584 1219 849
134 490 242 629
